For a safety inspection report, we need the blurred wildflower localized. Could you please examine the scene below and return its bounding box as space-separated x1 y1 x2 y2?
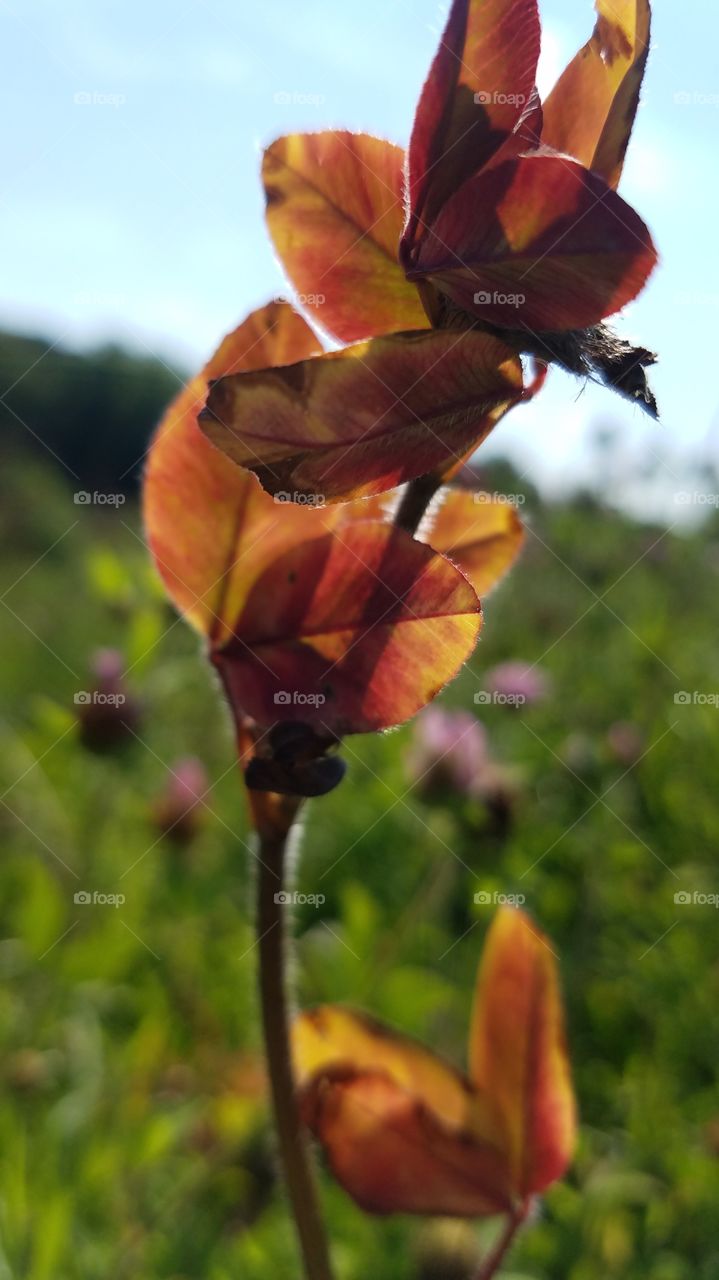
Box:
407 707 519 834
606 721 645 767
407 707 491 799
76 647 140 751
486 660 550 705
152 756 209 844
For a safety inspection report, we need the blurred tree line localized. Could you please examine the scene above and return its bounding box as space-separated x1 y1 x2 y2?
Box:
0 329 184 492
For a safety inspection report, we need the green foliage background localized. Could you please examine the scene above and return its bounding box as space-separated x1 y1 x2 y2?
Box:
1 346 718 1278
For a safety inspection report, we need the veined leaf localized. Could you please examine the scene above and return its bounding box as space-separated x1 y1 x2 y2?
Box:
143 301 321 645
409 152 657 330
214 520 482 735
201 329 524 504
404 0 541 242
264 132 427 343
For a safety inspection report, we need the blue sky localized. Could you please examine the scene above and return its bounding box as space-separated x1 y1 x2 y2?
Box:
1 0 716 499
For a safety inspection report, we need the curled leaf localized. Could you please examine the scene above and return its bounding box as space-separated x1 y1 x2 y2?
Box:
542 0 651 188
213 520 482 736
295 1006 512 1217
404 0 541 241
146 304 483 738
469 908 577 1196
201 329 524 504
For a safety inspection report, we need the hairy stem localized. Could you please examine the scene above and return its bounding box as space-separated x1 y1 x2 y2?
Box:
251 471 444 1275
257 816 334 1280
473 1203 529 1280
394 471 444 536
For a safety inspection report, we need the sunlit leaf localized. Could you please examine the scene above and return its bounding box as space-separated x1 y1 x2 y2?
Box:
542 0 651 188
263 132 427 343
408 153 657 330
426 492 524 595
213 520 482 735
404 0 541 242
146 304 482 735
469 908 577 1196
295 1006 512 1216
201 330 524 504
143 302 322 644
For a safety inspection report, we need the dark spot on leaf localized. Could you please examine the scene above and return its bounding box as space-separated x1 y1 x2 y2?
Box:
275 362 307 395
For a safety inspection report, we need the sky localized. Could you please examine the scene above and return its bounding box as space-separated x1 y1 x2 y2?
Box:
1 0 717 504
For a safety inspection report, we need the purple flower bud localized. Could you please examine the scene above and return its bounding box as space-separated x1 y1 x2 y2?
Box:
606 721 644 767
153 756 209 844
485 661 550 706
75 648 140 751
407 707 490 798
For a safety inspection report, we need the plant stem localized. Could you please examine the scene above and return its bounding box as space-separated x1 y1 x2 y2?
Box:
473 1203 529 1280
250 472 445 1275
394 471 444 536
257 815 334 1280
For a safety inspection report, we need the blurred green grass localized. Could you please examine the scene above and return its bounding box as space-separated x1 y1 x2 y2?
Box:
1 452 718 1280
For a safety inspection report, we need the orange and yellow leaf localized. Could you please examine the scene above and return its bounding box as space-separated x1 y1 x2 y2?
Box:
200 330 524 504
295 1006 512 1217
409 153 657 331
404 0 541 240
469 908 577 1196
214 520 482 735
143 301 322 645
542 0 651 189
426 492 524 595
263 132 426 343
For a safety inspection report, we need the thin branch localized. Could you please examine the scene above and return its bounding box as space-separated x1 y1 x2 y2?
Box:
473 1202 529 1280
394 471 444 536
257 813 335 1280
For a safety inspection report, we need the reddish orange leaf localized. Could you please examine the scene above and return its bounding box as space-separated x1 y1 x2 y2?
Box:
426 492 524 595
145 304 483 736
404 0 541 241
542 0 651 189
408 153 657 330
263 132 427 343
200 330 524 504
143 301 322 645
213 520 482 736
469 908 577 1196
295 1007 512 1217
